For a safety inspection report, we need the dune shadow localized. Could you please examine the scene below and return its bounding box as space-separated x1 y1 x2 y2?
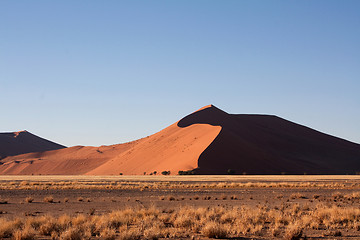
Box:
177 105 360 175
177 105 228 128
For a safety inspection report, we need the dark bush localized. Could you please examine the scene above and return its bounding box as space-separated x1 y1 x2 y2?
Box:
178 170 196 175
161 171 170 175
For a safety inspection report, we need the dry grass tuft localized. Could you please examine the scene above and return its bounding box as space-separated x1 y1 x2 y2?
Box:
290 193 306 199
59 227 84 240
332 192 344 199
143 225 163 240
284 223 303 240
174 214 193 229
100 227 116 240
313 194 320 199
13 226 36 240
43 196 54 203
25 197 34 203
202 221 229 238
39 220 61 236
0 219 17 238
118 227 141 240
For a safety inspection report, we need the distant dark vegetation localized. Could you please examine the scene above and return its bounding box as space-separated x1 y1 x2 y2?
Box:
178 170 196 175
161 171 171 175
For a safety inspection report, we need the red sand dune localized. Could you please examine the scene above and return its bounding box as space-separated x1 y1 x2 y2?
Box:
1 105 360 175
178 105 360 174
0 131 65 159
0 144 137 175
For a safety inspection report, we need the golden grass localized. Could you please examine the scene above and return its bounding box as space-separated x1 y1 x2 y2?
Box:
0 175 360 191
284 222 303 240
202 221 229 238
290 193 307 199
13 226 35 240
43 196 54 203
0 203 359 239
25 197 34 203
0 180 356 190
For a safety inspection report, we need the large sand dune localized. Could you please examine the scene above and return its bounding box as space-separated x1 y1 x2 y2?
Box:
1 105 360 175
179 105 360 174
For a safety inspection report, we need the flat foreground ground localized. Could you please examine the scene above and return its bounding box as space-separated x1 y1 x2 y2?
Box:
1 175 360 239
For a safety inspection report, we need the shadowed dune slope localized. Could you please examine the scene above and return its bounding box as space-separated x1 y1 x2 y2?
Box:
178 105 360 174
0 131 66 159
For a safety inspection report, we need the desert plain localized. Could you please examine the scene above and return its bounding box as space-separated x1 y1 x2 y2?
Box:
2 106 360 239
1 175 360 239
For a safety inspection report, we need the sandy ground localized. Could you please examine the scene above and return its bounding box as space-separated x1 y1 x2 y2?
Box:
1 187 359 218
1 175 360 218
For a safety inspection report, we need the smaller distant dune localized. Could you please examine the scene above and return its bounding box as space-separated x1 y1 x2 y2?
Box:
0 130 66 159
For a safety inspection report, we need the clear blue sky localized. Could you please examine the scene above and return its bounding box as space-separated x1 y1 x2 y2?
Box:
1 1 359 146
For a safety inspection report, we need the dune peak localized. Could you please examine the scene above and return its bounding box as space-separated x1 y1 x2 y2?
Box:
0 130 66 159
195 104 223 112
178 104 229 128
197 104 215 111
14 130 28 138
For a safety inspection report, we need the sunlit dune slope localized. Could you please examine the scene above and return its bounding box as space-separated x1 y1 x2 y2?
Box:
0 106 221 175
0 143 136 175
87 122 221 175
